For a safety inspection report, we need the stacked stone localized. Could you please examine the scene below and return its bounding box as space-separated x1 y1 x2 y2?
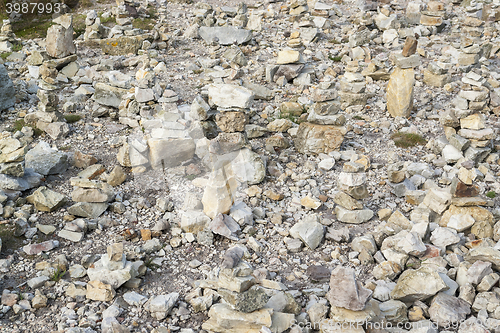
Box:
157 0 168 24
334 160 374 224
197 246 297 332
86 243 146 301
109 0 142 38
0 20 16 52
295 81 346 155
423 55 452 88
289 0 308 16
419 1 445 28
66 164 115 220
386 36 418 118
199 84 261 219
439 73 493 165
0 132 31 187
84 10 106 41
339 61 368 111
459 16 484 67
445 167 495 240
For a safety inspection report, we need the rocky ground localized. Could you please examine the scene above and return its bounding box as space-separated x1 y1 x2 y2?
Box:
0 0 500 332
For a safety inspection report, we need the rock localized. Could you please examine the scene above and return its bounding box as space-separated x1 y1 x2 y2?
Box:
202 168 238 219
72 185 114 203
147 138 195 169
215 112 248 132
25 141 68 176
326 266 372 311
27 186 66 212
391 267 448 302
335 206 374 224
208 84 254 109
276 50 300 64
67 202 108 218
209 213 240 239
379 300 408 323
93 35 151 55
465 247 500 270
0 64 15 111
180 210 211 233
58 229 84 242
198 26 252 45
447 214 475 232
430 227 461 249
289 219 324 249
306 265 331 283
202 303 272 332
429 292 471 328
45 14 76 59
295 122 346 155
423 188 452 214
219 286 269 313
387 68 415 118
147 293 179 320
86 280 115 302
93 83 129 108
107 166 127 186
22 240 58 255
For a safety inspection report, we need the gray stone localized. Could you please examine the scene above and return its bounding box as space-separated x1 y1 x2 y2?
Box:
25 141 68 176
391 267 448 302
219 285 269 313
326 266 372 311
0 64 15 111
67 202 109 218
289 219 324 250
429 293 471 328
199 26 252 45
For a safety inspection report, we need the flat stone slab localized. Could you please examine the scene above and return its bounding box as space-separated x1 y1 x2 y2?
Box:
199 26 252 45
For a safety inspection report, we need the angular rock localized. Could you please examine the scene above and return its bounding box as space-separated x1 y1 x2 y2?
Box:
26 186 66 212
25 141 68 176
326 266 372 311
199 26 252 45
391 267 448 302
289 219 324 250
387 68 415 118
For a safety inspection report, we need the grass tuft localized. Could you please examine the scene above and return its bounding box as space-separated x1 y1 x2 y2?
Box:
486 191 496 198
64 114 82 123
391 132 427 148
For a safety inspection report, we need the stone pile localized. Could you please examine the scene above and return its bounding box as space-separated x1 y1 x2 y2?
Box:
0 20 16 52
459 14 483 67
339 60 367 111
439 72 493 164
86 242 146 301
423 55 452 88
295 80 347 155
420 1 446 29
83 10 107 41
66 164 114 219
334 160 374 224
387 36 419 118
198 246 297 333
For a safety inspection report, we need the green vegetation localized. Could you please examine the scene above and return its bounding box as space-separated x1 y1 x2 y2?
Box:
59 145 72 151
0 52 11 60
64 114 82 123
144 257 160 270
73 14 87 38
185 174 197 181
50 267 66 282
132 17 155 30
9 119 43 136
353 115 364 120
329 55 342 62
391 132 427 148
486 191 496 198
